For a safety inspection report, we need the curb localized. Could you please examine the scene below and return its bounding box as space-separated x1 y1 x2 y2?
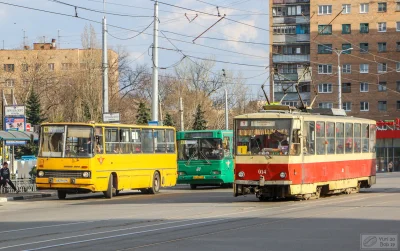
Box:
0 192 56 202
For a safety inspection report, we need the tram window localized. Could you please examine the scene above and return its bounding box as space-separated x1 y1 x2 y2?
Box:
345 123 353 154
120 128 130 154
336 123 344 154
370 124 376 153
354 123 361 153
303 121 315 155
316 121 326 155
326 122 335 154
155 129 166 153
105 128 119 154
362 124 369 153
166 130 175 153
291 129 301 155
131 129 142 153
142 129 154 153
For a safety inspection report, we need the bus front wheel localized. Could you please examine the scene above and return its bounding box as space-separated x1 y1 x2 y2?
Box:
104 175 113 199
57 190 66 200
148 172 160 194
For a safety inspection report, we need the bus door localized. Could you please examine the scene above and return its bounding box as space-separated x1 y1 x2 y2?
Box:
222 134 234 182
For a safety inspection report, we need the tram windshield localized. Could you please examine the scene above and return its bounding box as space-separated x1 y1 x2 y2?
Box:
236 119 292 156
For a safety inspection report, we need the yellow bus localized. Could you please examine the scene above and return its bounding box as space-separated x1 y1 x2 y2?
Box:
36 122 177 199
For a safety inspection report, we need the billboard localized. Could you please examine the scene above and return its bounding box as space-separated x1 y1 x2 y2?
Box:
4 117 25 131
4 106 25 117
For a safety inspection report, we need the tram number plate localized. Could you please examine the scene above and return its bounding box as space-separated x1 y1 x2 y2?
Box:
193 176 204 179
55 178 69 183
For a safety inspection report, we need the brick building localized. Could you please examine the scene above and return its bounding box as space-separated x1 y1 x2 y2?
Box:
270 0 400 120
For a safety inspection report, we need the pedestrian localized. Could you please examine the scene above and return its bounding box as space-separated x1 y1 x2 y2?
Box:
0 162 18 193
388 161 393 172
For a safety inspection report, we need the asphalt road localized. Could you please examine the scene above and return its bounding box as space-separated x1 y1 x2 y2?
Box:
0 173 399 251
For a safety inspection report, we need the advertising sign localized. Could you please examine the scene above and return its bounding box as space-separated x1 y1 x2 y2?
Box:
4 106 25 117
103 113 120 122
4 117 25 131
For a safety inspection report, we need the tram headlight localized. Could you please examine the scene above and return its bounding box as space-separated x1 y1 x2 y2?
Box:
38 171 45 177
238 171 245 178
280 172 287 179
82 172 90 178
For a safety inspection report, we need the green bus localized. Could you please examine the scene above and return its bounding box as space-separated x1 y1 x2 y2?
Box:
177 130 234 189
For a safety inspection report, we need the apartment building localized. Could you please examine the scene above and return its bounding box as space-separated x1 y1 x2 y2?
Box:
270 0 400 120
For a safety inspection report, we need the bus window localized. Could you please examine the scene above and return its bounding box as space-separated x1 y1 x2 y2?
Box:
201 139 223 160
316 121 326 155
94 127 103 154
155 129 166 153
336 123 344 154
303 121 315 155
326 122 335 154
370 124 376 152
166 130 175 153
345 123 353 154
362 124 369 153
354 124 361 153
131 129 141 153
39 126 65 157
223 136 232 158
142 129 154 153
120 128 130 154
105 128 119 154
65 126 93 157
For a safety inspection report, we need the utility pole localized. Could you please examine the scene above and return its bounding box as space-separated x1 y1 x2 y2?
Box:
57 29 60 48
222 69 228 130
151 0 159 123
179 97 184 131
102 0 109 118
22 29 26 47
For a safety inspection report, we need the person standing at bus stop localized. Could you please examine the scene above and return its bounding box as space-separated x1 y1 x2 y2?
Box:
0 162 18 193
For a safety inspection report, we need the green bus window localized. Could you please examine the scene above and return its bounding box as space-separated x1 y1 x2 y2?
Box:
354 123 361 153
155 129 166 153
105 128 119 154
223 136 232 158
131 129 141 153
142 129 154 153
326 122 335 154
316 121 326 155
362 124 369 153
166 130 175 153
303 121 315 155
120 128 130 154
336 123 344 154
345 123 353 154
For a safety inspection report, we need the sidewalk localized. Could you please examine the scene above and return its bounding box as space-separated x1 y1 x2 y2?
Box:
0 190 56 202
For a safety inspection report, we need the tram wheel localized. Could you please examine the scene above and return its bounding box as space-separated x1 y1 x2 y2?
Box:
315 187 322 199
148 172 161 194
190 184 197 190
57 190 66 200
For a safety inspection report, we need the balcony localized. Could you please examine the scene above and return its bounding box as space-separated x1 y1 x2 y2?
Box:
274 73 298 81
273 17 295 24
272 54 310 63
273 0 309 4
296 34 310 42
296 16 309 24
273 34 297 43
297 67 312 82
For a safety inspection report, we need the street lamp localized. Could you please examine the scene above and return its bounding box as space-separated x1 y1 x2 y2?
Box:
328 47 353 109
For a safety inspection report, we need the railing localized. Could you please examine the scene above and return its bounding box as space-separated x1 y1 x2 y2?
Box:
0 179 36 194
273 54 310 63
297 34 310 42
273 0 309 4
274 73 299 81
273 17 295 24
296 16 309 24
273 34 297 43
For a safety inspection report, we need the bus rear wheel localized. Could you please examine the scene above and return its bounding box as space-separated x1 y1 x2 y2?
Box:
57 190 66 200
148 172 161 194
190 184 197 189
103 175 113 199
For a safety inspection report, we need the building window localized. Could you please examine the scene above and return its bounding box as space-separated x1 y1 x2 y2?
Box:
378 82 387 91
35 63 41 71
318 102 333 108
318 25 332 35
318 83 333 93
378 2 387 12
48 63 55 71
343 102 351 111
4 64 14 72
397 22 400 32
273 26 296 34
22 64 28 72
360 102 369 111
342 83 351 93
318 64 333 74
378 22 386 32
318 5 332 15
360 82 369 92
378 101 387 111
378 42 387 52
397 81 400 92
397 62 400 72
378 63 387 73
299 84 310 92
397 2 400 11
283 101 298 107
360 3 369 13
360 43 368 53
397 42 400 52
342 44 352 54
342 24 351 34
61 63 72 71
343 64 351 73
360 23 369 33
397 101 400 110
317 44 332 54
342 4 351 14
5 79 14 87
360 64 369 73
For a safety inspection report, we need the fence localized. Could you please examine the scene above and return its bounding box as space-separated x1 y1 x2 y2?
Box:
0 178 36 193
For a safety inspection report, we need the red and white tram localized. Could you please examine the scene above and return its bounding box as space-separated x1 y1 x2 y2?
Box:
233 105 376 200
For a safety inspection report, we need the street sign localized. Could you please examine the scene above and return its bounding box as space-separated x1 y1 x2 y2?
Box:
103 113 120 122
26 123 31 132
5 106 25 117
148 121 158 126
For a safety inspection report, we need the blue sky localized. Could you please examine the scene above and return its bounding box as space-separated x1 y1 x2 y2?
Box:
0 0 269 97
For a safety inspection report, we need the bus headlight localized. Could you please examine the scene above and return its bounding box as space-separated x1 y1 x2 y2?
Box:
238 171 245 178
280 172 287 179
38 171 44 177
82 172 90 178
212 170 221 175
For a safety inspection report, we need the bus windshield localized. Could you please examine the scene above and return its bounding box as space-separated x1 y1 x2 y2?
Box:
236 119 292 156
39 125 94 158
178 139 223 160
